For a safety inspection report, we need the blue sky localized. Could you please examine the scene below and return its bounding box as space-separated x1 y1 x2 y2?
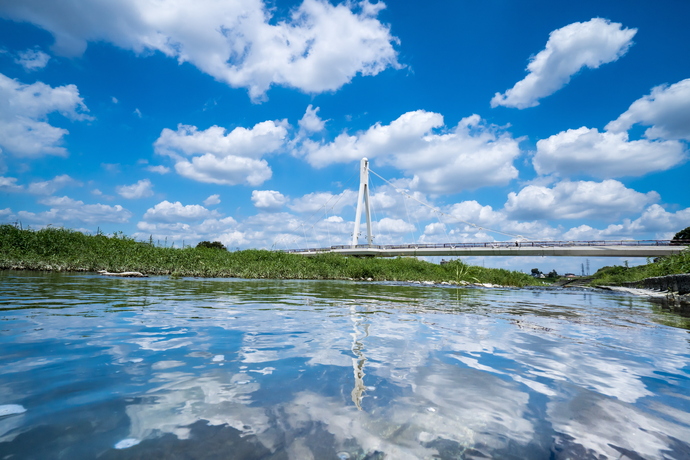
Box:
1 0 689 273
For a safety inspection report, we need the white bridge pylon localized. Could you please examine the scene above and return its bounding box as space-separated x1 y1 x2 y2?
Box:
352 157 373 247
278 158 688 256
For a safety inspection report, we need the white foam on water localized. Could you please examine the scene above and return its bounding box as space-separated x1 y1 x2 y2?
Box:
0 404 26 416
249 367 275 375
114 438 141 449
129 358 143 363
212 355 224 362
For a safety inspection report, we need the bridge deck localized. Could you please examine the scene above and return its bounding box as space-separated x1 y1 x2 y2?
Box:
285 240 689 258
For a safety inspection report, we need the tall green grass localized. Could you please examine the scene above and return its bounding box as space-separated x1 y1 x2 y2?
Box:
0 225 538 286
590 248 690 285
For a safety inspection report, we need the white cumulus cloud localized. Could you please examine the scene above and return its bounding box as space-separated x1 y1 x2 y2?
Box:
606 78 690 141
417 199 564 243
142 200 220 223
504 180 659 220
0 73 90 157
135 216 240 246
156 122 287 158
203 194 221 206
288 190 357 214
174 155 273 186
300 110 443 166
17 196 132 224
617 205 690 238
146 165 170 174
28 174 82 195
444 200 504 228
367 183 435 222
299 111 521 193
533 127 686 178
376 217 415 234
116 179 154 199
155 120 288 186
0 0 400 100
563 205 690 240
0 177 24 193
491 18 636 109
15 49 50 71
298 105 326 133
423 222 446 236
240 211 353 249
251 190 288 211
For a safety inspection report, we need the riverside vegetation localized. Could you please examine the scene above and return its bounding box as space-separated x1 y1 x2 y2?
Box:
0 225 538 286
589 250 690 286
589 226 690 286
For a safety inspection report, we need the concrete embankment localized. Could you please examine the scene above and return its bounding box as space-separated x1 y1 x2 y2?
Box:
615 274 690 306
635 274 690 295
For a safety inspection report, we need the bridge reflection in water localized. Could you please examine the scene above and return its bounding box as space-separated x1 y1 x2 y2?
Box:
286 240 688 258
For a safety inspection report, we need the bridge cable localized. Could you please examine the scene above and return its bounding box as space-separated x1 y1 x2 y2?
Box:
400 185 418 243
368 175 389 245
434 206 452 245
367 168 529 242
368 177 379 243
271 168 360 250
326 209 332 248
301 224 308 249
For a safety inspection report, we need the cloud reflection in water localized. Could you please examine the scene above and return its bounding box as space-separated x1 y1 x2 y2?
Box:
1 274 689 459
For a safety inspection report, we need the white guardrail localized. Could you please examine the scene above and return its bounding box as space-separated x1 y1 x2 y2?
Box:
283 240 690 258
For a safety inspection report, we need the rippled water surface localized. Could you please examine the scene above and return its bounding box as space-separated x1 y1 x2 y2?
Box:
1 271 690 459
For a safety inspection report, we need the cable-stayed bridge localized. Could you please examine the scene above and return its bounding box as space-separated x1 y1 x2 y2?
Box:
281 159 688 258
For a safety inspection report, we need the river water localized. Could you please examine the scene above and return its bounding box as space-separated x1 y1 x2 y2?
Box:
1 271 689 459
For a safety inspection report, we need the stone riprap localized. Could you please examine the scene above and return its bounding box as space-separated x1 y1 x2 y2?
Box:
640 274 690 295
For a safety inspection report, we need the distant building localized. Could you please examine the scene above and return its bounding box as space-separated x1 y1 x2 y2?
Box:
564 273 577 278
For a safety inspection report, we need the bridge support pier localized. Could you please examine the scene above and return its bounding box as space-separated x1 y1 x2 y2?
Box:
352 158 373 247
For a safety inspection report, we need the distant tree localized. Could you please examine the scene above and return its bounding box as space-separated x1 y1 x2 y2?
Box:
196 241 226 250
547 269 558 278
671 226 690 245
531 268 541 277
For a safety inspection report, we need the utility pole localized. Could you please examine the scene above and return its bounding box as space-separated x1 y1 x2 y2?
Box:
352 158 373 247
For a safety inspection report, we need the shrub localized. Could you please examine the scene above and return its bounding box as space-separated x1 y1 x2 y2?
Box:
196 241 226 250
672 226 690 245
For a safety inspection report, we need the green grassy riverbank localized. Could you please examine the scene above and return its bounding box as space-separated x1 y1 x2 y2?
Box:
0 225 538 287
589 249 690 286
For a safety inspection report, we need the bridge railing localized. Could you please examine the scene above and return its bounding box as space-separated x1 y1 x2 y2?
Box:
282 239 689 254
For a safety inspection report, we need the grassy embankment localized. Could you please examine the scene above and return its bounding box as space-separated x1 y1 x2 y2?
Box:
589 249 690 286
0 225 538 287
